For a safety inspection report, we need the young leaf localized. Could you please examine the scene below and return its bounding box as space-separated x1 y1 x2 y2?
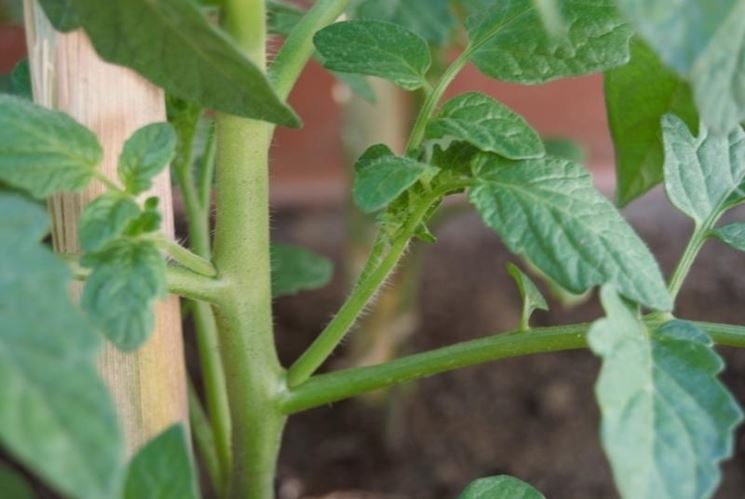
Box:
468 154 672 311
81 239 168 351
353 145 435 213
353 0 456 47
0 466 35 499
37 0 81 32
78 192 141 252
426 92 544 160
465 0 632 84
271 243 334 298
614 0 745 133
314 20 432 91
589 286 743 499
662 114 745 226
507 263 548 330
0 94 102 198
118 123 177 195
0 193 123 499
459 475 545 499
712 223 745 252
68 0 299 127
606 38 698 207
125 196 163 236
10 58 32 99
124 425 197 499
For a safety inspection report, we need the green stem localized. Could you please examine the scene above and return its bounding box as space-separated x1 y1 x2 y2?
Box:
153 236 217 277
269 0 352 100
405 50 470 155
668 213 721 301
214 1 285 497
281 320 745 413
188 382 221 495
198 124 217 210
287 194 443 387
166 265 225 303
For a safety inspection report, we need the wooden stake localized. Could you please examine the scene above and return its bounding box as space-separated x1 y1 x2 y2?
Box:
24 1 189 454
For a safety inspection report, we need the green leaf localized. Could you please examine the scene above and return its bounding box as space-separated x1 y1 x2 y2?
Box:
81 239 167 351
614 0 745 133
78 192 141 252
0 193 123 498
124 425 197 499
459 475 545 499
543 137 585 164
10 58 32 100
0 465 36 499
588 286 743 499
468 154 672 310
125 196 163 236
465 0 632 84
426 92 544 160
68 0 299 127
533 0 564 36
353 0 456 46
118 123 177 195
271 243 334 298
0 94 102 198
267 0 305 36
712 223 745 252
38 0 81 32
662 114 745 225
353 144 435 213
507 263 548 330
314 20 432 91
605 38 698 207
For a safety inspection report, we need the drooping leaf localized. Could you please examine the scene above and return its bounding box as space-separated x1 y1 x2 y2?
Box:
662 114 745 225
459 475 545 499
606 38 698 206
0 193 123 499
468 154 672 310
68 0 299 127
314 20 432 91
426 92 544 159
589 286 743 499
124 425 198 499
271 243 334 298
465 0 632 84
10 58 32 99
0 94 102 198
614 0 745 133
507 263 548 330
38 0 81 32
543 137 585 164
353 144 435 213
78 193 141 252
353 0 456 46
81 239 167 351
712 223 745 252
0 465 36 499
118 123 177 195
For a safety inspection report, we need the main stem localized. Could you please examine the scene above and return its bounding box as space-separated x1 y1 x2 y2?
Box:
213 1 285 497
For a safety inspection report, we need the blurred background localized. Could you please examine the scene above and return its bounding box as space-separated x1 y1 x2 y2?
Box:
3 2 745 498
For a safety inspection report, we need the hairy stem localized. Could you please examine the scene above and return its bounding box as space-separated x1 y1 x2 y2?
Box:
270 0 351 100
668 213 721 301
213 1 286 497
153 236 217 277
405 50 470 155
281 320 745 413
188 382 220 494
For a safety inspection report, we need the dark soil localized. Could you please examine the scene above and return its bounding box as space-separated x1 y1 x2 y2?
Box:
268 189 745 499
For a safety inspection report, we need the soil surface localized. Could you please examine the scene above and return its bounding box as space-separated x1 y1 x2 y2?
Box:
267 189 745 499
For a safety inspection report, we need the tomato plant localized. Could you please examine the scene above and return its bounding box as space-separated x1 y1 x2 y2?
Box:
2 0 745 498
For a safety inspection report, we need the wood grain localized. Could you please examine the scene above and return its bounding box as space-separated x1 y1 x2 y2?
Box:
24 1 189 454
